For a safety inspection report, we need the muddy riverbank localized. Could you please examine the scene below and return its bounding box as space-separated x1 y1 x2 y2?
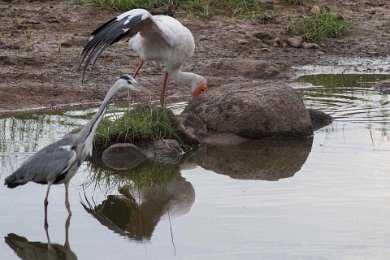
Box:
0 0 389 116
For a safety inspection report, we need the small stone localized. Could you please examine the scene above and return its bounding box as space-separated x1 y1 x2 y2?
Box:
302 42 320 49
261 47 272 52
309 5 321 15
273 37 282 47
238 39 249 45
61 40 73 47
253 32 273 41
287 36 303 48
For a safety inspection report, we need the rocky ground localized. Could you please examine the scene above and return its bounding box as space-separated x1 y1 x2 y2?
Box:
0 0 389 116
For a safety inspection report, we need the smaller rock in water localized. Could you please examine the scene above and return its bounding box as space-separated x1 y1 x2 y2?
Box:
307 109 333 131
102 143 146 170
374 79 390 94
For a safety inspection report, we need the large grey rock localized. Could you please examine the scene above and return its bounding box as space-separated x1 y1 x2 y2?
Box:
180 81 313 140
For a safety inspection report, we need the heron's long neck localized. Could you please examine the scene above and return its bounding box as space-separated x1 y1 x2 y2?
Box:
79 83 123 149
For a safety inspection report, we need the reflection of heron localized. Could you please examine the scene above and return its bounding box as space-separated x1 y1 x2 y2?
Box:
81 171 195 241
4 75 150 225
5 215 77 260
80 8 208 106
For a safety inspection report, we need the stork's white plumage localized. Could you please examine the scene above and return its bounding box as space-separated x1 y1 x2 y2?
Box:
81 9 208 105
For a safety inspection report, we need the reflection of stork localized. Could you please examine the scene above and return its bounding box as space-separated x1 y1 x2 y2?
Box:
4 75 150 225
81 163 195 241
81 8 208 106
5 215 77 260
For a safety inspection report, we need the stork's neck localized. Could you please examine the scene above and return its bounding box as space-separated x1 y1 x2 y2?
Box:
170 69 205 92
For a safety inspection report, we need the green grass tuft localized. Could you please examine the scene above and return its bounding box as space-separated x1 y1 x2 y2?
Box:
288 11 352 41
93 105 182 154
187 0 264 18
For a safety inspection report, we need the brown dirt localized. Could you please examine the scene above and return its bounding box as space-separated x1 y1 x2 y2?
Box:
0 0 389 116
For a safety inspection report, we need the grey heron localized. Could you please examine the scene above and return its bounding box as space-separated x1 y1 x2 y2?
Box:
4 75 151 223
80 8 208 106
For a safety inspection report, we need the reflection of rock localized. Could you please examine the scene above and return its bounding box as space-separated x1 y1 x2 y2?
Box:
82 172 195 241
201 132 248 146
180 82 313 140
102 143 146 170
187 138 313 181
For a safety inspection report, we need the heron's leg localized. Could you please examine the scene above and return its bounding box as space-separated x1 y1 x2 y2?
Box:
44 219 52 249
160 72 169 107
64 213 72 249
65 182 72 216
44 183 52 229
128 60 145 108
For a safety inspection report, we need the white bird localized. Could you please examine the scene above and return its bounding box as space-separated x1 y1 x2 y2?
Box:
80 8 208 106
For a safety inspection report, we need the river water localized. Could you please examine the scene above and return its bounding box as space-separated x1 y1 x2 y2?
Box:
1 74 390 259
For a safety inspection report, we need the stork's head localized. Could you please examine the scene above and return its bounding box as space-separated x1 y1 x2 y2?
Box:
191 76 208 97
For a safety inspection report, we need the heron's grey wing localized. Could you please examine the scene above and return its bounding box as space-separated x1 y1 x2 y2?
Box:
4 145 77 187
80 9 173 77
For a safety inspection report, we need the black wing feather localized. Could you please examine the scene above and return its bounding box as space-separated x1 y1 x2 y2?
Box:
80 14 143 80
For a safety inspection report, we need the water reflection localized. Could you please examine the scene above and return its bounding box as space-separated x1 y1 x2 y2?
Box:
4 215 76 260
187 138 313 181
297 74 390 124
82 160 195 241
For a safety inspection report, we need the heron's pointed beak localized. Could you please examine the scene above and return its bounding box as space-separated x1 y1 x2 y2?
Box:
131 82 153 95
192 83 208 96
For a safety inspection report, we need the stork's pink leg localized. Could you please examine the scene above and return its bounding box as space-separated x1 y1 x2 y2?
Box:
160 72 169 107
133 60 144 78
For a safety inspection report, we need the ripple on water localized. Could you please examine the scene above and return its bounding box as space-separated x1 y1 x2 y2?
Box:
297 74 390 124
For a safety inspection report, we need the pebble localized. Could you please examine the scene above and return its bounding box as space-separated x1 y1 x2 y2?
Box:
302 42 320 49
309 5 321 15
287 36 303 48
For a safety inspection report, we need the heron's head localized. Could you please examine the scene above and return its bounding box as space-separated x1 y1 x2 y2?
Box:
119 75 152 95
192 76 208 97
